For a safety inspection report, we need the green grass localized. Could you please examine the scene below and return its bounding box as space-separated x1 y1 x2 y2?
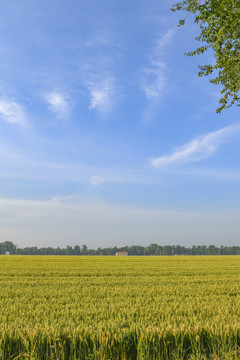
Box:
0 255 240 359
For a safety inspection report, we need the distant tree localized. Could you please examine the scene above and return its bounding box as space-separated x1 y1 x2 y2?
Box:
46 247 55 255
198 245 207 255
81 244 88 255
55 247 62 255
229 246 240 255
171 0 240 113
148 243 159 255
112 246 118 255
96 247 102 255
175 245 182 255
0 241 16 254
65 246 73 255
163 245 172 256
191 245 198 255
207 245 217 255
73 245 81 255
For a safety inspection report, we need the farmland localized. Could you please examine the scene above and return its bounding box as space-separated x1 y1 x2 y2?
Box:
0 256 240 359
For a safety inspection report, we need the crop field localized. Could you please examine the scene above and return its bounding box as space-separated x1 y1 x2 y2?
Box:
1 255 240 360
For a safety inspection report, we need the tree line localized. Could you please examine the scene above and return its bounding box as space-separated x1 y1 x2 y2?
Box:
1 241 240 256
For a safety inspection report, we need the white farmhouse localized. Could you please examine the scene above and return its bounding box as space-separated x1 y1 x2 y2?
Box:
115 251 128 256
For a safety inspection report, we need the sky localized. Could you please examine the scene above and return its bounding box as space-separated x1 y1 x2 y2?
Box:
0 0 240 249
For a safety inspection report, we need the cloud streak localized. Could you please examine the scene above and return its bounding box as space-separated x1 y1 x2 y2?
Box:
142 29 174 100
0 98 27 125
152 124 240 168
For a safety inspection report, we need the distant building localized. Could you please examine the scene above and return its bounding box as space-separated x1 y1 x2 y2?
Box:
5 252 10 255
115 251 128 256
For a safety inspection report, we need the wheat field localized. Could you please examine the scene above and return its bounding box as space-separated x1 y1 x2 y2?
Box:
0 255 240 359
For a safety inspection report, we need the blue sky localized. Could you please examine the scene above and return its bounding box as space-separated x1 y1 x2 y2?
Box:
0 0 240 248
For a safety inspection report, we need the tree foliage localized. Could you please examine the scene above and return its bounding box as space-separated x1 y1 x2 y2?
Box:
171 0 240 113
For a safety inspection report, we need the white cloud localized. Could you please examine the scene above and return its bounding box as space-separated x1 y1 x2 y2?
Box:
0 99 27 125
152 124 240 168
142 29 174 100
45 91 69 119
90 175 104 186
86 77 116 113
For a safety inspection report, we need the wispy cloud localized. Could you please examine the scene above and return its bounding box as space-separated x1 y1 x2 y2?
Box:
86 77 116 113
152 124 240 168
85 30 111 48
179 167 240 182
44 91 70 119
0 98 27 125
142 62 166 99
153 29 174 56
142 29 174 100
80 29 119 114
52 192 81 202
